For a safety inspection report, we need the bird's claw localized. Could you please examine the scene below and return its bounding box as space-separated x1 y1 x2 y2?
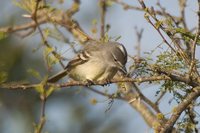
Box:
86 79 94 86
102 79 111 86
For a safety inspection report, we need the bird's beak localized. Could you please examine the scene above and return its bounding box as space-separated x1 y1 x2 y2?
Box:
118 65 127 75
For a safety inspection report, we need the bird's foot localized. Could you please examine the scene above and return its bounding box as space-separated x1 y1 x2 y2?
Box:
85 79 95 86
102 79 111 86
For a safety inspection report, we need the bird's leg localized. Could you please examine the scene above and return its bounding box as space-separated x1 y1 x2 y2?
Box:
85 79 95 86
102 79 111 86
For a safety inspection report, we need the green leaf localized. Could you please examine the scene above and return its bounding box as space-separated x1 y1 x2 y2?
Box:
91 19 97 25
0 71 8 84
175 28 200 45
0 32 8 40
46 86 56 97
144 12 150 21
27 68 42 80
105 0 113 7
155 20 163 29
12 0 36 13
43 47 59 68
114 36 121 41
34 83 44 94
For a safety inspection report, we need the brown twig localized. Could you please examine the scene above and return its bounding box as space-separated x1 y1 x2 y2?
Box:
85 87 123 99
127 82 161 113
1 70 199 90
33 1 47 133
32 0 65 69
189 0 200 77
156 0 179 27
186 104 198 133
160 87 200 133
140 5 176 53
134 27 143 58
111 0 180 20
100 0 106 39
138 0 192 68
179 0 188 30
154 67 199 87
0 75 170 90
34 90 46 133
0 0 92 44
124 92 162 128
155 91 166 105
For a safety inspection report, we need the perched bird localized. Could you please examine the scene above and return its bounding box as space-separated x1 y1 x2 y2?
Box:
48 41 127 83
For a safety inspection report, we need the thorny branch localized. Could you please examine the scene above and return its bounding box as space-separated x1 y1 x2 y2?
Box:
137 0 192 69
0 75 171 90
189 0 200 77
1 0 200 132
33 1 47 133
160 87 200 133
100 0 106 39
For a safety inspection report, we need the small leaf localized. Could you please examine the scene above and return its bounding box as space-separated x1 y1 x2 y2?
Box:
172 106 178 113
114 36 121 41
45 46 54 55
103 33 109 42
91 27 97 34
144 12 150 21
105 0 113 7
46 86 56 97
0 71 8 84
155 20 163 29
71 2 79 12
0 32 8 40
92 19 97 25
156 113 164 120
90 98 98 105
34 83 44 94
27 68 42 80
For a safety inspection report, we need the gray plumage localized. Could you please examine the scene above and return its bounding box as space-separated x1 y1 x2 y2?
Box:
48 41 127 83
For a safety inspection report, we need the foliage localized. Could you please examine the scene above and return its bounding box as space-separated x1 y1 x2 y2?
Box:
1 0 200 133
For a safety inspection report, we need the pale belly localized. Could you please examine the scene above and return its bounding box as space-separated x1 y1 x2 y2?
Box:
68 60 118 82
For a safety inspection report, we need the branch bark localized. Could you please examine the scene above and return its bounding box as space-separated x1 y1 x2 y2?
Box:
160 87 200 133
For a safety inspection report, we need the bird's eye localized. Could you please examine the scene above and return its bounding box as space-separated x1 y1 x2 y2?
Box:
114 58 117 62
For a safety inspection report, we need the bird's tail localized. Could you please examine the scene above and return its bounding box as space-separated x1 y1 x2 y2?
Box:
48 70 68 83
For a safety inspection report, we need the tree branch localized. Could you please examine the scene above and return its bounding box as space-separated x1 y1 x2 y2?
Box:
160 87 200 133
100 0 106 39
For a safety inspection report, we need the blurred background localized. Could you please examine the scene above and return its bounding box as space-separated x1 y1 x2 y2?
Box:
0 0 198 133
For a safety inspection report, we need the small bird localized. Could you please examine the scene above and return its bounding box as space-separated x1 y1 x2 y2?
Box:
48 41 127 83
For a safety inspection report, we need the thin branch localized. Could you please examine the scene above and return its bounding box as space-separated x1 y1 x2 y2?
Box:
0 0 92 44
186 105 198 133
139 4 176 53
85 87 123 100
155 91 166 105
189 0 200 76
111 0 180 20
100 0 106 39
0 17 47 33
124 92 162 128
154 67 200 87
54 76 171 88
34 90 46 133
129 82 161 113
156 0 180 27
33 2 47 133
179 0 188 30
0 75 170 90
134 27 144 58
138 0 192 68
2 71 200 90
160 87 200 133
32 0 65 69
